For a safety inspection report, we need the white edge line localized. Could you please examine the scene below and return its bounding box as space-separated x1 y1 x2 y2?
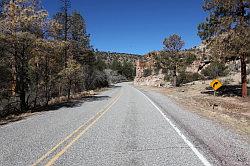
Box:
134 87 212 166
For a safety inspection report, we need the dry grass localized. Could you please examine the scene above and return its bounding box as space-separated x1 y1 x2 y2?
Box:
0 113 36 125
48 90 96 106
143 81 250 137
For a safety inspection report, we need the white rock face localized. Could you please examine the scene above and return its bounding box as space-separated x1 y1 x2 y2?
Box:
134 74 167 87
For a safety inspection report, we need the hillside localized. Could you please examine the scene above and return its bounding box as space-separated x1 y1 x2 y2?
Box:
95 51 141 65
134 45 249 87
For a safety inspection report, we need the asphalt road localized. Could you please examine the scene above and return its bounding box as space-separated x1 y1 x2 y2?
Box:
0 83 249 166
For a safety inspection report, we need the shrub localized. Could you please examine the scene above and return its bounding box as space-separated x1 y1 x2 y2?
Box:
222 78 234 85
162 68 169 74
143 68 152 77
104 69 127 84
177 72 203 86
85 69 109 90
185 54 197 65
164 74 171 82
121 61 136 80
154 62 162 75
201 62 229 79
154 68 160 75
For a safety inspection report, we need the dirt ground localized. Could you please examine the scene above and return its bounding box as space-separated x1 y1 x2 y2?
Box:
143 80 250 137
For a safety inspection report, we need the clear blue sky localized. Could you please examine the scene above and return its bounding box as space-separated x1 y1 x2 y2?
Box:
42 0 207 55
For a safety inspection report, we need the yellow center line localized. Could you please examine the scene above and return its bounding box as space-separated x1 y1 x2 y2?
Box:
32 91 122 166
45 94 121 166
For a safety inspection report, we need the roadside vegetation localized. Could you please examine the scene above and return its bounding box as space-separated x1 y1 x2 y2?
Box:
0 0 136 118
144 0 249 97
133 0 249 136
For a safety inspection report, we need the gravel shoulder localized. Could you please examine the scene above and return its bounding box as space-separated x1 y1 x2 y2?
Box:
138 81 250 137
137 83 250 166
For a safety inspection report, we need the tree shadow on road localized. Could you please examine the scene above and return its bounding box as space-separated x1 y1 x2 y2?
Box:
37 95 111 112
0 95 110 126
109 85 122 89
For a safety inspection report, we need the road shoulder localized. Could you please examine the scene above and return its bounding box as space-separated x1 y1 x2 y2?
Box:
137 84 250 137
135 84 250 166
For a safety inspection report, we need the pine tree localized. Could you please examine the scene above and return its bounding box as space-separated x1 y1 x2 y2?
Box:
162 34 185 87
70 11 91 63
58 58 83 100
0 0 49 112
70 11 91 49
121 61 135 80
198 0 250 97
53 0 71 67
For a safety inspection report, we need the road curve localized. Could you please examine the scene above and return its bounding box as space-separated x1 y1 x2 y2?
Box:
0 83 249 166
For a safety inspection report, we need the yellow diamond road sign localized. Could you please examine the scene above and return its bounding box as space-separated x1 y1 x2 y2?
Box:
210 79 223 91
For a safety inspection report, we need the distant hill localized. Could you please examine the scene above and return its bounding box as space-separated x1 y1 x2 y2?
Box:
95 51 141 64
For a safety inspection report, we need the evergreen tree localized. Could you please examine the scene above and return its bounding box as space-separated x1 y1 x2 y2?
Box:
0 0 49 112
70 11 91 50
110 59 123 74
58 58 84 100
0 0 109 117
198 0 250 97
162 34 185 87
70 11 91 63
122 61 135 80
53 0 71 67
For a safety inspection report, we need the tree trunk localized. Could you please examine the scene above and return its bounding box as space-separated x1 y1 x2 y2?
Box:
33 62 39 108
20 90 26 113
45 84 49 106
18 42 29 113
34 83 39 108
241 54 247 97
64 48 68 68
173 76 177 87
173 65 177 87
11 63 16 96
239 1 248 97
67 79 71 100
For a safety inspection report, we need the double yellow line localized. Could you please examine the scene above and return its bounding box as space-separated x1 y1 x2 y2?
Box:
32 92 122 166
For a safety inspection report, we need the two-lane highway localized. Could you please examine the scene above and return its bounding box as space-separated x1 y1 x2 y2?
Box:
0 83 249 166
46 84 209 166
